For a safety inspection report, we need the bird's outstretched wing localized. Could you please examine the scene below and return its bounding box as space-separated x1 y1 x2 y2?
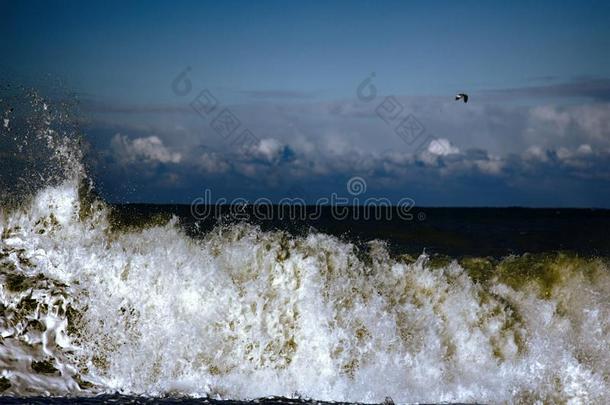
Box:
455 93 469 103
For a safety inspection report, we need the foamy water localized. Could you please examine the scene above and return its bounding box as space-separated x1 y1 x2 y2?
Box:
1 181 609 403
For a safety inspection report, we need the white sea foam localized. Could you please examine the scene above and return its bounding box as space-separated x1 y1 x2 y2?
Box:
1 182 609 403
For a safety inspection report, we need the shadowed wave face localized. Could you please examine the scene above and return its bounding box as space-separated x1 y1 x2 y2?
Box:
1 94 609 404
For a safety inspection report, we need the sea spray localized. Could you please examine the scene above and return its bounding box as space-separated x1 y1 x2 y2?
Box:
0 86 85 208
1 182 609 403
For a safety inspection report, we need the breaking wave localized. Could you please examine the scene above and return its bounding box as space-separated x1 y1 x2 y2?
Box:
1 93 609 404
1 182 609 403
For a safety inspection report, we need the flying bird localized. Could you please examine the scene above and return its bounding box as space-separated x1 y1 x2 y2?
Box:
455 93 469 103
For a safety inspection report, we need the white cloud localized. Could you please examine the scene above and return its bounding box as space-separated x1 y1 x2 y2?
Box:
254 138 284 162
573 105 610 141
111 134 182 164
474 158 504 175
577 144 593 154
199 152 230 174
428 138 460 156
523 145 549 162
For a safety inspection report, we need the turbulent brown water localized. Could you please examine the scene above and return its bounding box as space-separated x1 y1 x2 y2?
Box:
1 91 609 404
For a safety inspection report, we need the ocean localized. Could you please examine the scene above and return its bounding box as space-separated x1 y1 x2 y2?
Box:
1 91 609 404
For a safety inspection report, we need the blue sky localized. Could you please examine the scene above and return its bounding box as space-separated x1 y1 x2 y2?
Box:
2 0 610 206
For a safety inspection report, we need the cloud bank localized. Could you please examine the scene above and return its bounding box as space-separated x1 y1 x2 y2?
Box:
83 82 610 206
